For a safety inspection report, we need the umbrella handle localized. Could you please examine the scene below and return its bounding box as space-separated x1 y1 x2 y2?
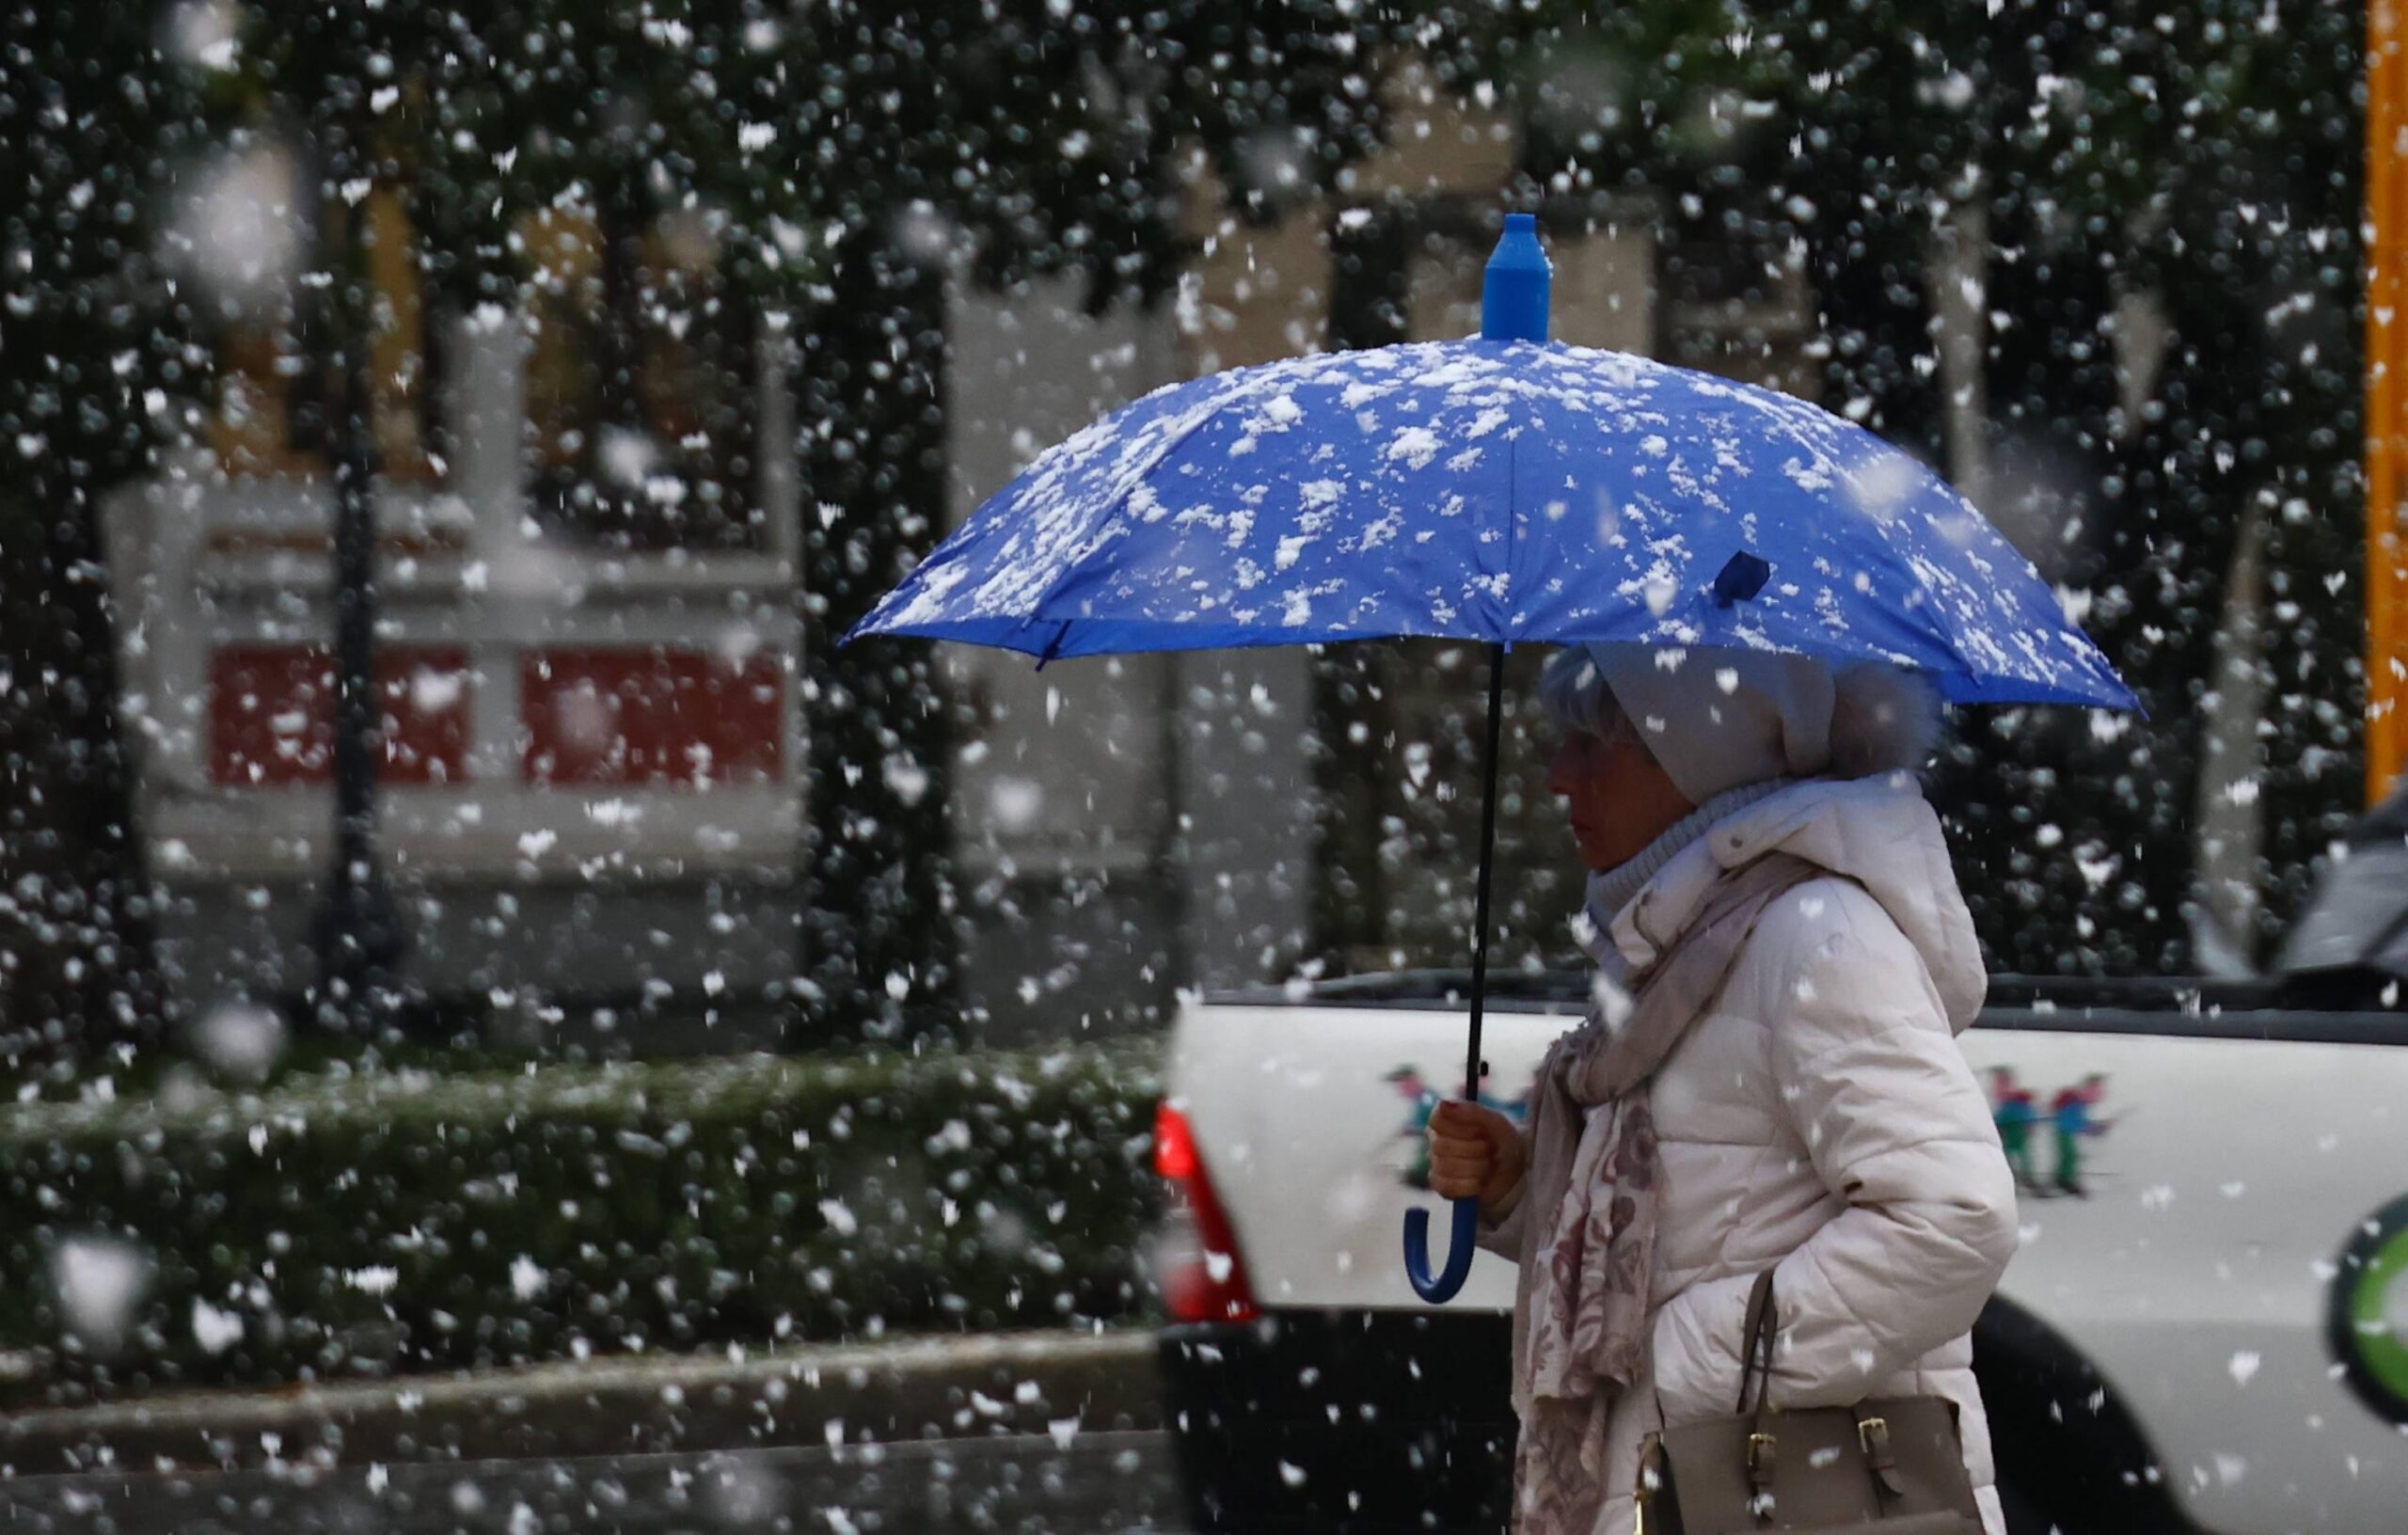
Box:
1402 1198 1480 1303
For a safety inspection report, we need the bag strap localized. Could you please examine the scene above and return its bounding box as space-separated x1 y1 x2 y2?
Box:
1735 1269 1779 1416
1737 1269 1782 1513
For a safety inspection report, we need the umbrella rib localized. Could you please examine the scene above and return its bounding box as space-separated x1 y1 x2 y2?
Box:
1833 508 1997 683
1503 431 1522 641
1035 621 1071 669
1006 385 1253 655
1839 475 2111 699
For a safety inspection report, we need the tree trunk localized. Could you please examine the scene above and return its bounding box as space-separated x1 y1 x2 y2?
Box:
0 489 165 1068
794 237 965 1046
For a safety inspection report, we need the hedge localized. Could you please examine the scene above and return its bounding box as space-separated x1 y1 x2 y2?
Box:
0 1042 1164 1408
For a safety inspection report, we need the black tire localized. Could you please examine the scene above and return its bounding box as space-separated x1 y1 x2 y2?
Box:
1996 1472 2060 1535
1973 1299 2198 1535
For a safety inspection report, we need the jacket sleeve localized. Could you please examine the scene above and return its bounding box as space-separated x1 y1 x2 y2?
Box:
1649 885 2018 1420
1474 1146 1531 1260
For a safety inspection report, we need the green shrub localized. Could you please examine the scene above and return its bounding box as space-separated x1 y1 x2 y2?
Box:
0 1042 1164 1406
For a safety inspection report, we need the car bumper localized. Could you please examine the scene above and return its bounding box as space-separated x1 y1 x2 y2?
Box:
1157 1309 1514 1535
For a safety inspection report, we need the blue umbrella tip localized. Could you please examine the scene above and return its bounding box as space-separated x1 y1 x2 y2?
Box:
1482 213 1551 343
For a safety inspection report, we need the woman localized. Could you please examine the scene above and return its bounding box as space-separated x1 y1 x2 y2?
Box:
1428 642 2017 1535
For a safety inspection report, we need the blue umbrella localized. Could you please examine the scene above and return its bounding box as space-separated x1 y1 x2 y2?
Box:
848 214 2136 1303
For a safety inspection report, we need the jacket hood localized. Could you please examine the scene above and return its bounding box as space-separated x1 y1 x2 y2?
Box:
1606 773 1988 1033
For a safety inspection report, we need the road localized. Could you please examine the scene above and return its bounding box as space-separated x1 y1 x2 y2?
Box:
0 1430 1188 1534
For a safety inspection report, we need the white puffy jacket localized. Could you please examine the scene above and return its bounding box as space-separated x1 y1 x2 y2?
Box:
1489 774 2018 1535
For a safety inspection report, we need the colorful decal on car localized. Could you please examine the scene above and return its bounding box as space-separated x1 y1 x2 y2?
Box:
1386 1066 1528 1191
1988 1068 2116 1199
2330 1194 2408 1424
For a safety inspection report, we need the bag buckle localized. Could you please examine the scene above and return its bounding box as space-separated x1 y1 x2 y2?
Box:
1857 1412 1907 1499
1747 1430 1778 1482
1857 1416 1890 1458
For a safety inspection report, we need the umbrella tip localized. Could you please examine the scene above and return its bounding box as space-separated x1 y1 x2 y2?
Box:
1482 212 1551 343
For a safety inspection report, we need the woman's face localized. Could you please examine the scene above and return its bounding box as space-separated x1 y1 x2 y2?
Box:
1546 721 1695 872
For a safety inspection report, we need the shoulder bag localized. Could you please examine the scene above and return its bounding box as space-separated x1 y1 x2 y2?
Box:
1635 1270 1984 1534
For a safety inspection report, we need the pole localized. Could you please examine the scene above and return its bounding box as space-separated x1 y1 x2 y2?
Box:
1463 641 1506 1100
313 88 404 1034
2369 0 2407 803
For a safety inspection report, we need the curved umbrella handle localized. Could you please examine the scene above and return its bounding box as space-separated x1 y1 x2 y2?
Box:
1403 1197 1481 1304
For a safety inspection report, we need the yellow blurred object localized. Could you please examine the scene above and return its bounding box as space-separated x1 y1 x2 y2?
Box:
207 322 315 479
364 184 431 483
518 204 608 478
2368 0 2408 802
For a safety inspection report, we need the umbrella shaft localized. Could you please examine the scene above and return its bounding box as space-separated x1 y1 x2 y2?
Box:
1465 642 1505 1100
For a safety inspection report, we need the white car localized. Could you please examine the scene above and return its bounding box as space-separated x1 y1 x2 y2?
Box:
1151 968 2408 1534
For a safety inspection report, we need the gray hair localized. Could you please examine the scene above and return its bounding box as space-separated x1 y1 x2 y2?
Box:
1536 646 1629 741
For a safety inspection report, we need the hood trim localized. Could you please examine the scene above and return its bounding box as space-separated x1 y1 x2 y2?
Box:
1605 773 1987 1032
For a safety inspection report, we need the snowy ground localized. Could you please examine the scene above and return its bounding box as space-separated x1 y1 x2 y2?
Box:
0 1331 1186 1533
0 1430 1187 1533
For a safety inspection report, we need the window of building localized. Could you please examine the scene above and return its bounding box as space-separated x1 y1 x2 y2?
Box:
519 187 764 554
202 164 443 486
1655 193 1819 400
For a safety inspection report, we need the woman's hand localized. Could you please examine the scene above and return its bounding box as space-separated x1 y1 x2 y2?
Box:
1426 1100 1527 1211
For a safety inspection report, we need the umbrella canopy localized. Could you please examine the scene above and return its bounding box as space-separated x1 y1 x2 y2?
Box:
848 214 2136 1304
850 269 2131 712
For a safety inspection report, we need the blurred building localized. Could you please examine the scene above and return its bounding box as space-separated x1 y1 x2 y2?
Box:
108 62 2247 1046
110 143 807 1050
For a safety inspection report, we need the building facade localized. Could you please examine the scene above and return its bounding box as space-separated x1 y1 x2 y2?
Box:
107 66 2260 1048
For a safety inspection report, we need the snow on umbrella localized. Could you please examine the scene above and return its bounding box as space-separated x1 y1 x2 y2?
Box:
848 213 2137 1304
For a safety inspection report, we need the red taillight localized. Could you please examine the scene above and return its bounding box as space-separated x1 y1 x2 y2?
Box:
1153 1098 1198 1179
1152 1100 1259 1323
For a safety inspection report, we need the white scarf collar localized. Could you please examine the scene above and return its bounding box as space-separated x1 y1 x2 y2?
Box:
1576 778 1794 977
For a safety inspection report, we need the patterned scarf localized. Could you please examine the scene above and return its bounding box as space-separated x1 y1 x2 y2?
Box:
1508 852 1823 1534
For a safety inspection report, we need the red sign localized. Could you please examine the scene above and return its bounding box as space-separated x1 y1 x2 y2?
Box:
520 648 783 787
209 645 471 786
